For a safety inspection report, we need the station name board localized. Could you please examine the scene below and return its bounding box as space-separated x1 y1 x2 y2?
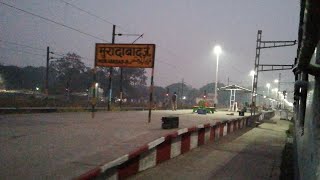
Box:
95 44 155 68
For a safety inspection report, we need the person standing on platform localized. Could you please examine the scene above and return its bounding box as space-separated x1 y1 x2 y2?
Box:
171 92 177 111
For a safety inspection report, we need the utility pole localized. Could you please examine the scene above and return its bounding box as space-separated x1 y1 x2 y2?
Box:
252 30 262 115
166 87 169 110
181 78 184 108
119 33 143 110
251 30 296 115
45 46 50 96
119 67 123 110
107 25 115 111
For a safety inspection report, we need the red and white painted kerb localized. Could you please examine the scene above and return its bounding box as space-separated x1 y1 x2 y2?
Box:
76 114 266 180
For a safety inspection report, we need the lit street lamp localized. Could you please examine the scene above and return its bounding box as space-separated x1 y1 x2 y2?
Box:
249 70 255 107
266 83 271 107
266 83 271 96
274 79 280 108
213 45 222 107
272 88 278 93
249 70 255 91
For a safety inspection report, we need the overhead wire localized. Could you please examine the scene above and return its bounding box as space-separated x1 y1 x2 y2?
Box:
1 0 245 88
0 39 75 59
0 39 94 67
0 39 46 51
57 0 131 33
0 1 110 43
56 0 191 71
0 46 46 57
2 0 191 75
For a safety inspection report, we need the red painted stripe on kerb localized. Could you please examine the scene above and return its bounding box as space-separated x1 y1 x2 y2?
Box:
219 123 224 137
210 126 215 141
128 145 148 159
75 167 101 180
118 156 139 179
233 121 237 131
198 128 205 146
181 133 191 154
188 126 197 133
156 139 171 164
164 132 178 140
241 118 244 128
227 121 231 133
204 123 211 128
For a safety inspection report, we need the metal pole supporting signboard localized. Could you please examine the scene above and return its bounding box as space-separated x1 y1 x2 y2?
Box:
148 67 155 123
95 43 155 121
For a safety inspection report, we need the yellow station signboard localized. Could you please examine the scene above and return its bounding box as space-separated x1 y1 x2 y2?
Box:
95 43 155 68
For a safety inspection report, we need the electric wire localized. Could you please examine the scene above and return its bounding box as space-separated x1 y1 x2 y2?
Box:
57 0 131 33
0 1 110 43
0 46 46 57
57 0 191 69
0 39 46 51
1 1 255 89
1 1 192 76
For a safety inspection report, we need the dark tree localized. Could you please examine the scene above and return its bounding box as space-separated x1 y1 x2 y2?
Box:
49 53 89 94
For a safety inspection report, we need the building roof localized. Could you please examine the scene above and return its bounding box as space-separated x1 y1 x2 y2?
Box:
219 84 251 92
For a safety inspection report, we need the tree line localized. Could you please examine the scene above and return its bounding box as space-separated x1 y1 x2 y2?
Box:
0 53 252 107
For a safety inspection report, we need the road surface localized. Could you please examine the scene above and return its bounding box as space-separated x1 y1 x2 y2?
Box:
0 110 252 179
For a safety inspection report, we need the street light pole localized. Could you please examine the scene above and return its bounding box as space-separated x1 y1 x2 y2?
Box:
266 83 270 96
250 70 255 106
213 45 222 107
266 83 270 107
275 73 281 108
215 54 219 106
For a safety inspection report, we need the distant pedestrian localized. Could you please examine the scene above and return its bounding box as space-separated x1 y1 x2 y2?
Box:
171 92 177 111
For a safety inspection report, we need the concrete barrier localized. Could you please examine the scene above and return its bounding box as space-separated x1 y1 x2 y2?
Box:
75 112 274 180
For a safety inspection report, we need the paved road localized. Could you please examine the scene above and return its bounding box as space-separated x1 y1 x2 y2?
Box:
130 116 289 180
0 110 252 179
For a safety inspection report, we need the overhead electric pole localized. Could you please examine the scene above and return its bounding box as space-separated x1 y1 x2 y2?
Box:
119 33 143 110
251 30 296 115
107 25 115 111
45 46 50 96
181 78 184 108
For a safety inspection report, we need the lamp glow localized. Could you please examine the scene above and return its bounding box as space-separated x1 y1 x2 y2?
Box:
214 45 222 55
250 70 255 76
213 45 222 106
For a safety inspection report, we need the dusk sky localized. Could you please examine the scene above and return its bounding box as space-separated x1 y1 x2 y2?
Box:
0 0 299 91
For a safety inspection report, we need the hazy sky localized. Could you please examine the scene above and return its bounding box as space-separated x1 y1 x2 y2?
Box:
0 0 299 91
